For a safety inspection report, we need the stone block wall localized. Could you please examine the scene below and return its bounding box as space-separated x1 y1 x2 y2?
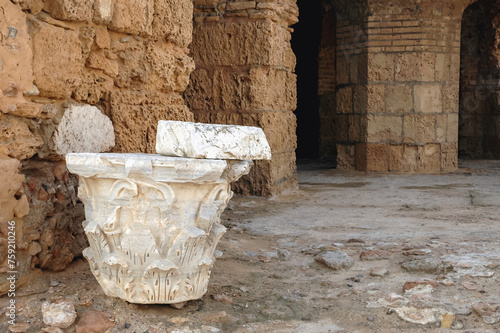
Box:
324 0 476 172
0 0 194 293
459 0 500 159
186 0 299 196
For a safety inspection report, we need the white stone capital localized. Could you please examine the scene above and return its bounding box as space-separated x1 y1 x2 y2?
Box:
67 153 252 304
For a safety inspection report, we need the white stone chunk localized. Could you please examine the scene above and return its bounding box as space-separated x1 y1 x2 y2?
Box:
53 104 115 155
155 121 271 160
41 300 77 328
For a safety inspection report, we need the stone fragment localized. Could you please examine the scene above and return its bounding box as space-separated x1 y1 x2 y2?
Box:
9 102 57 119
41 300 77 328
315 251 354 270
156 121 271 160
403 279 438 292
53 105 115 155
472 302 500 324
370 268 388 277
170 302 187 309
441 312 456 329
28 241 42 255
401 257 444 274
93 0 114 25
23 84 40 97
393 306 447 325
75 310 116 333
403 248 432 256
8 323 30 332
462 282 477 290
440 279 455 286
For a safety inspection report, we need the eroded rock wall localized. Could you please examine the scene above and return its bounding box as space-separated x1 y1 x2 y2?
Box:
0 0 194 293
186 0 299 196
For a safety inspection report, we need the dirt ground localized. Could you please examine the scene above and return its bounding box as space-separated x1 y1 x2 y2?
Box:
1 160 500 333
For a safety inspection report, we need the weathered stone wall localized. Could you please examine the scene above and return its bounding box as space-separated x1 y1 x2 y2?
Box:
321 0 477 172
186 0 299 196
0 0 194 293
459 0 500 159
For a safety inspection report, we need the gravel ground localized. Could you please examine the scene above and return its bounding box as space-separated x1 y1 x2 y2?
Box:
1 160 500 332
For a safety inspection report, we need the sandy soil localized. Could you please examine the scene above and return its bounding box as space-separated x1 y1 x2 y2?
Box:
1 160 500 332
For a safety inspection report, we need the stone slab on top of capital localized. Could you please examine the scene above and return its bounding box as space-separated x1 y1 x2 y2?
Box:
155 120 272 161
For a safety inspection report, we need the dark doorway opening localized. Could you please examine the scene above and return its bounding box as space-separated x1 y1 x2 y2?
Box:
292 0 323 159
459 0 500 159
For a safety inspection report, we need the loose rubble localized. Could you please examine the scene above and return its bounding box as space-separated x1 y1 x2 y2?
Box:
41 299 77 328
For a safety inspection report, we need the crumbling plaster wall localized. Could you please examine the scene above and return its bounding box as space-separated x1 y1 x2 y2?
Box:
0 0 194 293
459 0 500 159
186 0 299 196
321 0 480 172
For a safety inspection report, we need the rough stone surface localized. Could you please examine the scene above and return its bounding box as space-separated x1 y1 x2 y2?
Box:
401 257 444 274
66 153 253 303
52 105 115 156
109 0 154 35
156 121 271 160
315 251 354 270
75 310 116 333
1 0 196 299
41 300 77 328
44 0 93 22
30 20 83 99
0 1 35 112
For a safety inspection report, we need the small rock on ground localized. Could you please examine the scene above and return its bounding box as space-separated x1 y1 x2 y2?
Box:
401 257 443 274
42 300 77 328
8 323 30 332
315 251 354 270
75 310 116 333
370 268 389 277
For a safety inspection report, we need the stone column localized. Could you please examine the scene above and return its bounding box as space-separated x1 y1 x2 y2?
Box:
187 0 299 196
329 0 473 172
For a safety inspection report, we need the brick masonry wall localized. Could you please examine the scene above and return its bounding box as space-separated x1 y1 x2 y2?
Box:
324 0 478 172
187 0 299 196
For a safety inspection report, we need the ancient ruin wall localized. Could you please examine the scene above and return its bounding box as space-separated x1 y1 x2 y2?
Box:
322 0 478 172
186 0 299 196
459 0 500 159
0 0 194 293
